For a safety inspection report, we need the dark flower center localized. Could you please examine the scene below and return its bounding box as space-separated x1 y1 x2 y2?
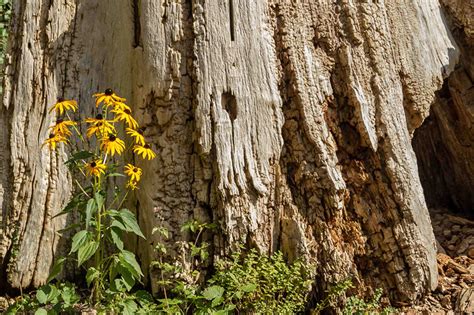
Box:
95 114 103 120
56 118 64 124
109 134 117 141
105 88 113 96
90 162 97 167
144 144 150 149
57 97 65 102
133 168 138 172
96 122 103 127
49 133 55 139
138 127 145 135
124 109 131 115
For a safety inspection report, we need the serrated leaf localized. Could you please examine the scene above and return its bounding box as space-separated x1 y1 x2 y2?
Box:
65 151 95 165
57 223 81 234
70 230 89 254
77 240 98 266
111 220 126 233
202 285 224 301
53 195 82 218
86 267 100 287
110 226 124 250
117 264 135 292
47 257 66 283
122 299 138 315
85 198 96 229
34 308 47 315
36 288 49 304
118 209 145 238
118 250 143 279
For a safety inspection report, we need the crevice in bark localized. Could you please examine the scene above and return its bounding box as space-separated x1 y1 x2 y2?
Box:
228 0 235 42
412 5 474 218
131 0 141 48
0 0 27 293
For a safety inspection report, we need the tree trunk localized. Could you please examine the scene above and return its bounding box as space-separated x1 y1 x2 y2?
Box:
0 0 462 304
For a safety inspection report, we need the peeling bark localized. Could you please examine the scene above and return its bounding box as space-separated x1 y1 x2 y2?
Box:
0 0 462 304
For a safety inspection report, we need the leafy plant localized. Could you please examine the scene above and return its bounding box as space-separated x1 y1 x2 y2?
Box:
343 287 396 315
206 249 314 313
6 282 80 314
42 90 155 304
151 220 315 314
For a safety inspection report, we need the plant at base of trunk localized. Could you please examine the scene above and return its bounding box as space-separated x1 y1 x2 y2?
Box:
42 90 154 304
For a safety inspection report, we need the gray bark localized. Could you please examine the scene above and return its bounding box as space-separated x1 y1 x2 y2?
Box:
0 0 463 304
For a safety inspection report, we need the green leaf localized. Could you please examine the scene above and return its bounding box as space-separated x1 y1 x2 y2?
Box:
152 226 169 238
65 151 95 165
121 299 138 315
53 194 84 218
118 209 145 238
85 198 97 229
211 296 224 307
70 230 89 254
77 240 99 266
117 265 135 291
86 267 100 287
111 218 127 231
107 172 126 178
135 290 154 304
202 285 224 301
36 288 49 304
60 284 79 306
241 283 257 293
57 223 81 234
157 298 182 305
34 308 48 315
118 250 143 279
94 192 104 210
35 284 59 305
181 220 198 233
110 226 124 250
46 257 66 283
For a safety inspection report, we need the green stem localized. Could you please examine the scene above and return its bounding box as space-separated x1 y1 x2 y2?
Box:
116 190 129 211
66 112 86 143
74 179 91 198
93 177 103 304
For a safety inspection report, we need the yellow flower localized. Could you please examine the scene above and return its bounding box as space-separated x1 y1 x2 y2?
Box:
124 164 142 182
100 134 125 156
133 144 156 160
126 127 145 146
112 108 138 129
42 133 67 151
85 160 106 177
126 180 138 190
48 98 78 115
93 88 126 108
85 114 116 138
49 118 76 137
113 101 131 111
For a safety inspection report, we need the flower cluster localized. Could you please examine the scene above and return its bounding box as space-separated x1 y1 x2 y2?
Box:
43 88 156 190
